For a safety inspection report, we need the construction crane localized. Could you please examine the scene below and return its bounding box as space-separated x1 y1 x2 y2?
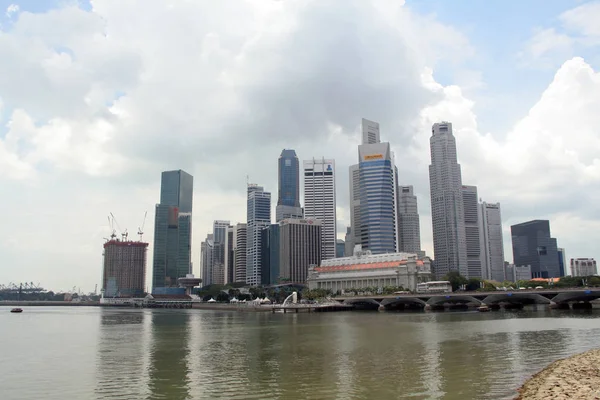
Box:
138 211 148 241
107 215 117 240
110 212 128 241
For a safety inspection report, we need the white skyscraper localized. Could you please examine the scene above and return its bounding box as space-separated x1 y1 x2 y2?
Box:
303 158 337 260
462 185 483 278
246 184 271 286
362 118 380 144
479 201 505 282
233 223 247 283
397 185 422 254
429 122 468 278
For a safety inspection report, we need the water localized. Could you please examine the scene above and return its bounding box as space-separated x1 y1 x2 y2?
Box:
2 306 600 400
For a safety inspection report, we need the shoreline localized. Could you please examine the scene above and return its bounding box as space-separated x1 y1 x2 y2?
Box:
515 348 600 399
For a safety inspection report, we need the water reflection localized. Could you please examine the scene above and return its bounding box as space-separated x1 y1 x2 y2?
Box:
147 311 192 400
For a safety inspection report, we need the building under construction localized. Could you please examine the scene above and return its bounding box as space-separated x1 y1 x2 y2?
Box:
102 239 149 297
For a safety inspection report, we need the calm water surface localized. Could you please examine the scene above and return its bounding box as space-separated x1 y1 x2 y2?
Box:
1 306 600 399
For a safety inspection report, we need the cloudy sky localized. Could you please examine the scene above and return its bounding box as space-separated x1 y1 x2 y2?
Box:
1 0 599 292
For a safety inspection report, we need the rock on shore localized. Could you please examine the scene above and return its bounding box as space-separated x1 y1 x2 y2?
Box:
516 348 600 399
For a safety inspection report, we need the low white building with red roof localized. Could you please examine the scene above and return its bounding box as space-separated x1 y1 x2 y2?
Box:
307 246 431 293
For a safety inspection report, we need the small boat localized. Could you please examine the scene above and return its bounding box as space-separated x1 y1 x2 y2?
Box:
10 308 23 313
477 305 490 312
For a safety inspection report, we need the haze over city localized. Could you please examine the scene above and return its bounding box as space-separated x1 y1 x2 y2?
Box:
1 0 599 292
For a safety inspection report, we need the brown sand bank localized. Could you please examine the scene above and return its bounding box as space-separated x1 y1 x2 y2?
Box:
516 348 600 399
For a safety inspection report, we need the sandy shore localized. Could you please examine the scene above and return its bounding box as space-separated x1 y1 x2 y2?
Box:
516 348 600 399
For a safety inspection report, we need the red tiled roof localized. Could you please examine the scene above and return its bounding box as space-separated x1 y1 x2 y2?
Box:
315 259 423 272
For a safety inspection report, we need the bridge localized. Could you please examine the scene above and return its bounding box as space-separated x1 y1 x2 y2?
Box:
334 289 600 311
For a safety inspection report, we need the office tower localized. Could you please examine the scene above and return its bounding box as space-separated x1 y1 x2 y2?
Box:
223 226 234 284
358 141 399 254
102 239 148 297
276 149 303 221
348 163 361 251
152 169 193 291
279 218 322 283
336 239 345 258
344 226 354 257
429 122 468 278
362 118 380 144
570 258 597 277
260 224 280 285
504 263 532 282
511 220 560 278
462 185 483 278
303 158 337 260
200 234 214 286
246 184 271 285
397 185 422 254
479 201 505 282
233 223 247 283
211 220 230 285
557 248 566 277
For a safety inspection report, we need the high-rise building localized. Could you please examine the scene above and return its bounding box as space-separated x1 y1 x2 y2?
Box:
102 239 148 297
397 185 422 254
336 239 345 258
200 234 214 286
557 248 566 277
511 220 560 278
362 118 380 144
348 163 361 251
429 122 468 278
570 258 597 277
279 218 322 283
303 158 336 260
462 185 483 278
276 149 303 221
233 223 247 283
358 141 398 254
152 169 193 292
260 224 280 285
344 226 354 257
246 184 271 285
223 226 235 284
479 201 505 282
211 220 230 285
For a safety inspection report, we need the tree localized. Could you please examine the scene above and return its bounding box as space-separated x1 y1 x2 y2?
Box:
465 278 481 292
443 271 468 292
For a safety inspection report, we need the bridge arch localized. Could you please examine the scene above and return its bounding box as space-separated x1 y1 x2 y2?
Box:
343 298 381 310
551 290 600 304
482 293 551 305
426 295 482 306
381 297 427 310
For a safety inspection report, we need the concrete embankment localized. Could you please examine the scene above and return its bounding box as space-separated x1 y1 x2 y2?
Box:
516 348 600 399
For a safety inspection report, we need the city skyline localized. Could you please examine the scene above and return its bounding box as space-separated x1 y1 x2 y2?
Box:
2 1 600 291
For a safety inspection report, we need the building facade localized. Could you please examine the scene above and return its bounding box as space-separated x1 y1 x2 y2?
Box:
276 149 303 222
303 158 336 260
504 263 532 282
571 258 597 277
429 122 468 278
200 234 214 286
260 224 281 285
211 220 230 285
511 220 560 278
152 169 193 291
103 240 148 297
462 185 483 278
344 226 354 257
557 248 566 277
397 185 422 254
307 247 431 293
479 201 505 282
348 163 361 252
279 218 322 283
223 226 235 284
246 184 271 285
336 239 345 258
233 223 247 283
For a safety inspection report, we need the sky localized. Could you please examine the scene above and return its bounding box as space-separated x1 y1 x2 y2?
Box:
0 0 599 293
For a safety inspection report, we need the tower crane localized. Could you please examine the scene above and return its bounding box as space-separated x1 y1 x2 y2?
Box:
108 216 117 240
138 211 148 242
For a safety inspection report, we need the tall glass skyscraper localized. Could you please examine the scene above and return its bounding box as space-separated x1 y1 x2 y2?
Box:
511 220 560 278
152 170 193 292
276 149 303 221
246 184 271 285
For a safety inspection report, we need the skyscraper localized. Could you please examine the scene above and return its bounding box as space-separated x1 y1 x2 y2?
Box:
223 226 234 284
246 184 271 285
362 118 380 144
233 223 247 283
303 158 337 260
462 185 483 278
279 218 322 283
511 220 560 278
397 185 422 254
348 163 361 253
358 141 398 254
152 169 193 292
103 239 148 297
210 220 230 286
557 248 566 277
479 201 505 282
429 122 468 278
276 149 303 221
200 234 214 286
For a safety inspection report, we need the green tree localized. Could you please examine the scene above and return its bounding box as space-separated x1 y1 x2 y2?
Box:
443 271 468 292
465 278 481 291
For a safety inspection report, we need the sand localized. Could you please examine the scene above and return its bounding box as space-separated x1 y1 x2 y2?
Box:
516 348 600 399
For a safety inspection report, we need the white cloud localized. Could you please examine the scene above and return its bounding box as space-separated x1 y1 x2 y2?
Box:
0 1 598 291
5 4 19 18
